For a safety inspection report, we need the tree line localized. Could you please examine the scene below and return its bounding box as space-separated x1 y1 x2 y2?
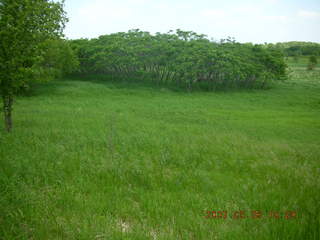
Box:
266 41 320 57
69 29 287 91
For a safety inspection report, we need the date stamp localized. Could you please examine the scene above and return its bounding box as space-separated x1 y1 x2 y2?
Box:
204 210 297 220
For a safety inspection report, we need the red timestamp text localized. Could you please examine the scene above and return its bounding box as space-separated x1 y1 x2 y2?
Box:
204 210 297 220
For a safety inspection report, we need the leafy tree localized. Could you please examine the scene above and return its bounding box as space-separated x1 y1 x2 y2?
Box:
0 0 67 132
307 56 318 70
17 39 79 94
309 56 318 64
38 39 79 78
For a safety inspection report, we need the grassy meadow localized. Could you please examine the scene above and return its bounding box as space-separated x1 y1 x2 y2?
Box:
0 59 319 239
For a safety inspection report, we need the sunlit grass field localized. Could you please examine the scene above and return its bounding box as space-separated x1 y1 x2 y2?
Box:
0 60 319 239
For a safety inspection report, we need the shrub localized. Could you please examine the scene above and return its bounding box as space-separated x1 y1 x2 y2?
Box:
307 56 318 70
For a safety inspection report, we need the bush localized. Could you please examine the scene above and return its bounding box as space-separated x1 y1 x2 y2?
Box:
307 56 318 70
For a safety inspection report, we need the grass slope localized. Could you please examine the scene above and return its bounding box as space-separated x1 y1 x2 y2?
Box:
0 63 319 239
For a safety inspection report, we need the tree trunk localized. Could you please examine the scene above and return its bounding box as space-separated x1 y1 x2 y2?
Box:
3 95 13 132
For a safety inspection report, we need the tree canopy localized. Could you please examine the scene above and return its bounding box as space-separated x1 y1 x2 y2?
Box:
70 29 287 91
271 42 320 57
0 0 68 132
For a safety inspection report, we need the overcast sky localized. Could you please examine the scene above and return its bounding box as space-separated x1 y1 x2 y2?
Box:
64 0 320 43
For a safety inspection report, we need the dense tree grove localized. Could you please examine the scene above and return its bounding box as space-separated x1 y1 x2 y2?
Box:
70 29 287 91
37 39 79 79
17 39 79 93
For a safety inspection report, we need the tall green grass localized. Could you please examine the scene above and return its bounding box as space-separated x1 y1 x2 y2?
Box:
0 61 319 239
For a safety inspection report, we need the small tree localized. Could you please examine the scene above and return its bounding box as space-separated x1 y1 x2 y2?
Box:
0 0 67 132
292 54 299 63
307 56 318 70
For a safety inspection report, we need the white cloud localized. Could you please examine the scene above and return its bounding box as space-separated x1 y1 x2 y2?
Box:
298 10 320 18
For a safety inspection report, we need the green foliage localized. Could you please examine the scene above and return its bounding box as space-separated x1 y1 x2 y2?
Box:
17 39 80 93
307 56 318 71
69 38 92 74
70 29 287 91
309 56 318 65
0 0 68 131
0 0 67 95
38 39 79 78
273 41 320 57
293 55 300 63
